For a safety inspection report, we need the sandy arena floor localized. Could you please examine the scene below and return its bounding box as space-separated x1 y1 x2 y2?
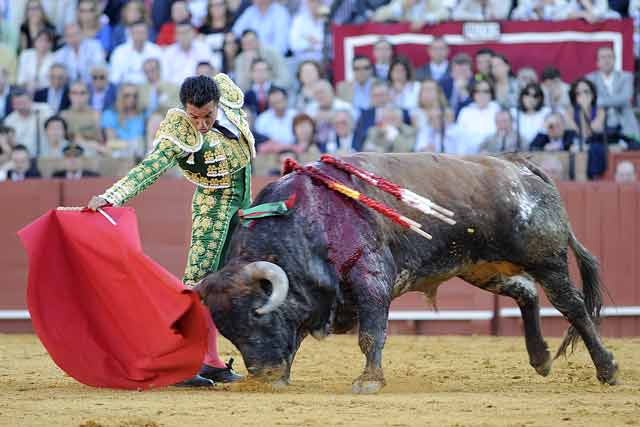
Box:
1 334 639 427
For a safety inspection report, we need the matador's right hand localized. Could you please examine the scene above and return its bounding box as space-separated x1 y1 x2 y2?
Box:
87 196 109 211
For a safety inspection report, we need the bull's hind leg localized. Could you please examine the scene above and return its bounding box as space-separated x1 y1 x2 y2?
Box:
351 301 390 394
532 263 618 385
462 273 552 377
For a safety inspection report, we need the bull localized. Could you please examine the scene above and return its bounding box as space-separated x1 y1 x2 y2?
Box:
195 153 619 393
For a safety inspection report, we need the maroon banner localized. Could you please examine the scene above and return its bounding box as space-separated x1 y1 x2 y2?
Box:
332 19 634 84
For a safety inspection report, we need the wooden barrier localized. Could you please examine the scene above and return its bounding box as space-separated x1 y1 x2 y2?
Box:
1 177 638 336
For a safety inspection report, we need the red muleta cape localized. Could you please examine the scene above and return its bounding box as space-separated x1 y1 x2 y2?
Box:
17 207 208 390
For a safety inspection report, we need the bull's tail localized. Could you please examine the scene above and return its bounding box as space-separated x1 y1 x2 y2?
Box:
555 230 604 358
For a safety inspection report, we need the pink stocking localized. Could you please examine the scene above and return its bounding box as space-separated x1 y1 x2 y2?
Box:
203 313 226 368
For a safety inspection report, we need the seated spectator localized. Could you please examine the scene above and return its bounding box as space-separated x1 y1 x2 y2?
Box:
4 144 41 181
220 32 240 80
161 21 211 85
17 28 55 92
289 0 327 62
232 0 291 55
306 80 356 147
42 0 77 36
233 29 291 92
614 160 637 183
111 0 156 51
372 38 395 80
564 78 605 149
456 79 501 155
491 54 519 109
4 87 53 156
353 80 412 150
513 82 551 148
415 107 462 153
101 83 146 158
363 106 416 153
373 0 449 27
255 86 298 153
156 1 192 46
516 67 539 89
33 63 71 114
109 20 162 85
511 0 569 20
474 48 494 82
19 0 59 52
539 155 565 181
61 81 106 156
540 66 570 112
0 125 14 167
415 37 451 83
336 55 375 114
291 60 324 112
411 79 453 132
244 58 275 116
291 113 321 156
200 0 235 36
42 115 71 158
322 110 358 154
200 0 235 70
530 111 578 151
0 45 17 89
452 0 513 20
139 58 180 116
330 0 387 24
52 144 99 179
306 79 355 123
631 0 640 56
144 112 165 155
77 0 113 55
388 57 420 110
54 23 105 83
479 109 524 153
565 0 620 22
88 63 117 112
0 66 15 121
586 46 639 142
441 52 474 118
196 61 217 78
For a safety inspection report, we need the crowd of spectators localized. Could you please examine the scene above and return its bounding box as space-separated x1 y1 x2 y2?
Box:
0 0 639 183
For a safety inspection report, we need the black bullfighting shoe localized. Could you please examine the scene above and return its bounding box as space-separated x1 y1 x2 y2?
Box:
198 358 244 383
174 374 215 388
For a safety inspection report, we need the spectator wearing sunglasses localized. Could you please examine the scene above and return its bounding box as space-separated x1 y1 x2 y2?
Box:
87 63 117 112
513 82 551 149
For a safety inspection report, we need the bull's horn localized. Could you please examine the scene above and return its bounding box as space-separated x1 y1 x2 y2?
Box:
242 261 289 314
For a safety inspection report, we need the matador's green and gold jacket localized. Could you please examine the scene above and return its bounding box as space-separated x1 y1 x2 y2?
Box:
100 74 256 286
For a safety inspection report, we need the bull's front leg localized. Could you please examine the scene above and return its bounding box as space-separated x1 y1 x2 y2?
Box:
352 302 390 394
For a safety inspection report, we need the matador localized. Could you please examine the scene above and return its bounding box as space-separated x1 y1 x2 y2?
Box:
88 74 254 387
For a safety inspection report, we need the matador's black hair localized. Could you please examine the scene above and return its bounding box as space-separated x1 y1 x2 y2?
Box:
180 75 221 108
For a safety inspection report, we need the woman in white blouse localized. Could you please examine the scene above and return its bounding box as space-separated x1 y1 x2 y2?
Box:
17 28 56 92
513 82 551 149
456 78 501 155
388 56 420 111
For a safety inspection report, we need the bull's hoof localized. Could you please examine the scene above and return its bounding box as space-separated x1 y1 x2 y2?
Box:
352 380 383 394
270 378 290 390
597 358 619 385
531 352 552 377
